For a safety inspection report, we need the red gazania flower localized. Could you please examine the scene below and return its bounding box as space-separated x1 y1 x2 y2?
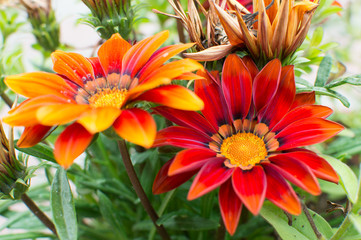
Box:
152 54 343 235
3 31 204 168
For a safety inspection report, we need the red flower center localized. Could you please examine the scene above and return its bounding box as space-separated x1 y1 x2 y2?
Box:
221 132 267 170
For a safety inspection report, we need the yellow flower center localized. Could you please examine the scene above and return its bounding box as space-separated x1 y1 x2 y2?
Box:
220 132 267 169
88 88 128 108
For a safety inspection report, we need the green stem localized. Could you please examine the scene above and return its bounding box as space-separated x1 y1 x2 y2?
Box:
21 193 57 236
330 215 351 240
0 92 13 108
117 140 170 240
301 202 323 239
216 218 226 240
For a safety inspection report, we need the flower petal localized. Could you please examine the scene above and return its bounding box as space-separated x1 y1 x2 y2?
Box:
54 122 93 169
87 57 105 78
17 125 53 148
276 118 344 150
153 158 198 194
153 126 212 149
183 44 236 61
169 148 216 176
241 56 259 80
290 91 315 109
232 166 267 215
270 155 321 195
77 107 121 134
113 108 156 148
219 179 242 236
5 72 76 99
37 104 90 126
188 158 233 200
98 33 131 75
51 51 94 86
263 163 301 215
135 85 204 111
222 54 252 119
253 59 281 112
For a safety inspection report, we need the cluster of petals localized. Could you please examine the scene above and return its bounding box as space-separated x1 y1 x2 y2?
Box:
152 54 343 235
3 31 204 168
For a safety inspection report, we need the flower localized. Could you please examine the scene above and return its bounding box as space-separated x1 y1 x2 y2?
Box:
186 0 319 66
152 54 343 235
3 31 204 168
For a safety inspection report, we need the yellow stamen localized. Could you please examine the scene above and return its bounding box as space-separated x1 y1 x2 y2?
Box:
220 132 267 169
88 88 127 108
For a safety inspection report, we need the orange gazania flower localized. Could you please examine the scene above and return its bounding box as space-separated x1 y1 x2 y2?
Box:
3 31 204 168
152 54 343 235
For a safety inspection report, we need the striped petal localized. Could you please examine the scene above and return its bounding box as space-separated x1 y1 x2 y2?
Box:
219 179 242 236
113 108 156 148
98 33 131 75
54 122 93 169
37 104 90 126
136 85 204 111
270 155 321 195
263 163 301 215
253 59 282 112
232 166 266 215
87 57 105 78
153 158 198 194
5 72 76 99
276 118 344 150
290 92 315 109
122 31 168 78
241 56 259 80
222 54 252 119
77 107 121 134
153 126 212 149
188 158 233 200
169 148 216 175
17 125 53 148
51 51 94 86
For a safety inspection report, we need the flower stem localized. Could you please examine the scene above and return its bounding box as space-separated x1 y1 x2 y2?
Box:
117 140 170 240
301 202 323 239
0 92 13 108
216 217 226 240
21 193 57 236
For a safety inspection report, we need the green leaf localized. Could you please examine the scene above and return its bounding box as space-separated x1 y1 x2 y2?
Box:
315 55 332 87
260 201 333 240
325 74 361 89
310 27 323 47
297 86 350 107
321 155 358 203
0 232 55 240
350 213 361 235
14 141 56 163
51 168 77 240
157 212 218 231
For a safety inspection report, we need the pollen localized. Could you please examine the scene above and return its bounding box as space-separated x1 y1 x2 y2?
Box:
88 88 128 108
220 132 267 169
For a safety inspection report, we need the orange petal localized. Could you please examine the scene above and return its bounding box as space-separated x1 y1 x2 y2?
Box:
37 104 90 126
54 122 93 169
98 33 132 75
183 44 236 61
17 125 53 148
136 85 204 111
51 51 95 86
122 31 169 78
5 72 76 99
77 107 121 134
113 108 156 148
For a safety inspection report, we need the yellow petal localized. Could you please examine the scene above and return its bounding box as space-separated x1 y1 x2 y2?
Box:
77 107 121 134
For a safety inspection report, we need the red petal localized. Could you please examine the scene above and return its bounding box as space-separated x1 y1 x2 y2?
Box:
219 179 242 236
17 125 53 148
263 163 301 215
169 148 216 175
290 92 315 109
222 54 252 120
253 59 281 112
195 72 232 129
153 126 212 149
98 33 131 75
241 56 259 80
188 158 233 200
276 118 344 150
87 57 105 78
54 122 93 169
232 166 266 215
272 105 333 133
282 150 339 183
269 155 321 195
259 65 296 128
153 106 216 136
153 158 197 194
113 108 156 148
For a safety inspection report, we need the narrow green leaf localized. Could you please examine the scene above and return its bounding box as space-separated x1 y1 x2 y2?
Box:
51 168 77 240
321 155 358 203
297 87 350 107
325 74 361 89
310 27 323 47
0 232 55 240
14 141 56 163
157 213 218 231
315 55 332 87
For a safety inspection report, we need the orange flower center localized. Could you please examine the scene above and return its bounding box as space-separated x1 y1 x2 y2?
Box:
88 88 128 108
220 132 267 169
